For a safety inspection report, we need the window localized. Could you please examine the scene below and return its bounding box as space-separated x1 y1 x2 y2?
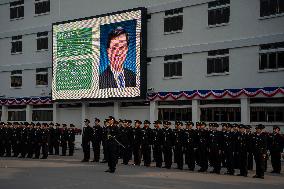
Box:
164 8 183 33
10 0 24 20
8 111 26 121
259 42 284 70
36 68 48 86
164 54 182 78
11 35 22 54
200 107 241 122
37 32 48 50
260 0 284 17
208 0 230 26
158 108 192 121
32 110 53 121
207 49 229 74
11 70 22 88
251 107 284 122
35 0 50 15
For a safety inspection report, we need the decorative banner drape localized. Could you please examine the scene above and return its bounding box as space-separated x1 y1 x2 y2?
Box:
147 87 284 101
0 96 52 106
0 87 283 105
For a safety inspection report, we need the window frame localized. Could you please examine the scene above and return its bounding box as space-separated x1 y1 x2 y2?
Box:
259 44 284 71
34 0 50 16
10 70 23 88
207 0 230 27
11 35 23 54
10 0 24 21
259 0 284 19
207 49 230 75
163 54 183 79
164 8 183 34
35 68 48 86
36 31 48 51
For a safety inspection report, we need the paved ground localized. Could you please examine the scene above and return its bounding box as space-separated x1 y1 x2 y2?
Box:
0 150 283 189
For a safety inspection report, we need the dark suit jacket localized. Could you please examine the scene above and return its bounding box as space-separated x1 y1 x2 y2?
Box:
99 66 136 89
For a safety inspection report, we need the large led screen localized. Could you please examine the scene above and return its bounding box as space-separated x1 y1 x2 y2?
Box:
52 8 147 100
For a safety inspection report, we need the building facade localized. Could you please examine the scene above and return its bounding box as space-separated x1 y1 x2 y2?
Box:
0 0 284 130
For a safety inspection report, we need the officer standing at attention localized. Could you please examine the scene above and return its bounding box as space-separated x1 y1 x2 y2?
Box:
81 119 93 162
162 121 174 169
92 118 102 162
68 124 76 156
252 124 267 179
152 120 163 168
183 121 196 171
133 120 142 166
141 120 152 167
268 126 284 174
61 124 69 156
105 116 120 173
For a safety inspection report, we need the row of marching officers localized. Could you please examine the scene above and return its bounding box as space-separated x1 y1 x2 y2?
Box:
81 116 284 178
0 122 76 159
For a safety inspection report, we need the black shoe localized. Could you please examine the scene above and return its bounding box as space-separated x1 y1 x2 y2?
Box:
81 159 89 162
104 169 111 172
237 174 243 176
40 157 47 159
100 160 107 163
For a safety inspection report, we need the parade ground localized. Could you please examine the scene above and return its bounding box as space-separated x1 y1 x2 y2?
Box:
0 149 283 189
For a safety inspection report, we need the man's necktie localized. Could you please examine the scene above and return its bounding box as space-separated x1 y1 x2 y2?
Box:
118 73 124 88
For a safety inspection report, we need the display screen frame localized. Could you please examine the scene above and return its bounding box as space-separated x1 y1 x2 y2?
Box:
51 7 147 102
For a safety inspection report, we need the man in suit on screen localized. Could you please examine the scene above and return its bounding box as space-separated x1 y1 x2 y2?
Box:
99 27 136 89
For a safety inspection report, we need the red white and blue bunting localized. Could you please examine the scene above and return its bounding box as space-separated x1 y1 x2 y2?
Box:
0 96 52 106
0 87 283 105
147 87 284 101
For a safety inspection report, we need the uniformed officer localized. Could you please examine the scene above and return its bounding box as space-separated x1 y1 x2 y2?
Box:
105 116 120 173
33 123 42 159
152 120 163 168
141 120 153 167
173 121 184 170
245 125 254 171
11 122 20 157
18 122 28 158
26 122 35 158
196 122 209 172
48 122 55 155
222 123 235 175
54 123 61 155
0 122 6 156
268 126 284 174
120 120 133 165
236 124 249 177
252 124 267 179
162 121 174 169
92 118 102 162
41 123 50 159
208 123 222 174
61 124 69 156
68 124 76 156
133 120 142 166
183 121 196 171
82 119 93 162
100 119 109 163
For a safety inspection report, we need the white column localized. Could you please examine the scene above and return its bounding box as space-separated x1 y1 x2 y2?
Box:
241 98 250 125
113 102 119 119
52 102 57 123
192 99 200 125
81 102 87 129
26 105 32 122
1 105 8 122
150 101 158 127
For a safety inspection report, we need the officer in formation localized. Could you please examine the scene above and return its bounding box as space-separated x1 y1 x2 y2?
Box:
0 122 77 159
83 117 283 178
